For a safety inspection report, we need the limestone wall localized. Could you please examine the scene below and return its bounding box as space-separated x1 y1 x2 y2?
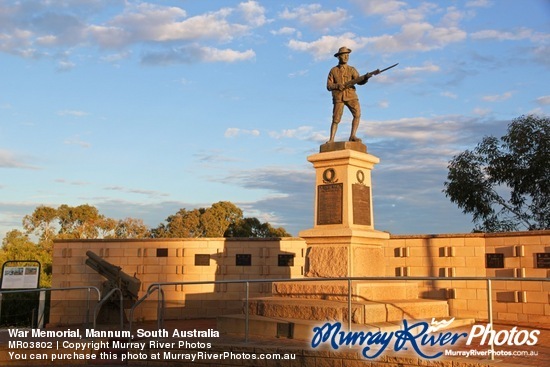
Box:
49 238 307 325
49 231 549 325
385 231 550 323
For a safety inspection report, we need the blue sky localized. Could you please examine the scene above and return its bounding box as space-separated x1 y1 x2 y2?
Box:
1 0 549 238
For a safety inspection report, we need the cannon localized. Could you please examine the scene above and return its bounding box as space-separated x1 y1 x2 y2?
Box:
85 250 141 323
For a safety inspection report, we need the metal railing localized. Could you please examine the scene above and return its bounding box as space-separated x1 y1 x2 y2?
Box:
93 288 124 331
128 275 548 360
0 286 130 334
0 286 101 329
4 277 545 362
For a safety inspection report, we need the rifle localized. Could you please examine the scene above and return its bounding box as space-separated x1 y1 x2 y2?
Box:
344 63 398 88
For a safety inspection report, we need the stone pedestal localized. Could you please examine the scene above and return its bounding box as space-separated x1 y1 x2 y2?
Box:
299 142 389 277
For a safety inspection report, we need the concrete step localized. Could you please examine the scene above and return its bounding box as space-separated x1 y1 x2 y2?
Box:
247 297 449 324
272 280 419 301
217 313 475 341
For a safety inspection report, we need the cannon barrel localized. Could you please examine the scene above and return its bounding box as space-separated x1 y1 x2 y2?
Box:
85 250 141 302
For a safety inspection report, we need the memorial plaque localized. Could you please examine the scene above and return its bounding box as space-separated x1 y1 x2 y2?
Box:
278 254 295 267
236 254 252 266
195 254 210 266
317 183 343 225
535 253 550 268
156 248 168 257
352 184 371 226
486 253 504 268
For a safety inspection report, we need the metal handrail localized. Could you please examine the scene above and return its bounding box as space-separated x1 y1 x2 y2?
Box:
128 284 164 334
0 286 101 329
144 276 547 361
93 287 124 331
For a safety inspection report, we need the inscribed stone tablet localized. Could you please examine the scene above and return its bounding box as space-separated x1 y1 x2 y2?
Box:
195 254 210 266
278 254 295 267
317 183 343 225
485 253 504 268
236 254 252 266
352 184 371 226
535 253 550 268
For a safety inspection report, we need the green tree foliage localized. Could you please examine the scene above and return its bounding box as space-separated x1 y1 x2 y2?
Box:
0 230 52 288
152 201 291 238
2 205 150 287
444 115 549 232
201 201 243 237
23 204 151 240
225 217 292 238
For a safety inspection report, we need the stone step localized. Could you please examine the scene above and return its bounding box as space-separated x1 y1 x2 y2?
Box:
247 297 449 324
272 280 419 301
217 314 475 341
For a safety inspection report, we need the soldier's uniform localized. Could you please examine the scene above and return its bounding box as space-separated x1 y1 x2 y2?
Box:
326 47 367 142
327 63 365 125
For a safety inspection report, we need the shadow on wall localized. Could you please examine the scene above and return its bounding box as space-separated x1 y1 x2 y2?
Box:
151 239 296 321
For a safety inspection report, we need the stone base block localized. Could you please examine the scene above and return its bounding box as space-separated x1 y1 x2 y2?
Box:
247 297 374 324
272 281 419 302
384 299 449 321
319 141 367 153
305 244 384 277
306 246 348 277
246 297 452 324
356 282 419 301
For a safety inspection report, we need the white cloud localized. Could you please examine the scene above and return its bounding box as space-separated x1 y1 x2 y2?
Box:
441 91 458 99
56 60 76 71
280 4 348 32
466 0 493 8
482 91 513 102
288 69 308 78
473 107 491 116
104 185 169 198
364 115 476 145
200 46 255 63
141 44 255 65
1 2 263 66
536 95 550 105
268 126 315 140
352 0 407 17
378 100 390 109
224 128 260 138
471 28 549 43
96 4 245 45
385 3 438 26
288 33 369 60
399 62 440 76
271 27 297 36
64 135 91 148
58 110 88 117
238 1 268 27
347 3 467 53
365 22 466 53
0 149 37 169
100 51 131 63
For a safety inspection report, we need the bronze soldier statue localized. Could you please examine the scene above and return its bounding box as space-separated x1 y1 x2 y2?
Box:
326 47 370 143
326 47 397 143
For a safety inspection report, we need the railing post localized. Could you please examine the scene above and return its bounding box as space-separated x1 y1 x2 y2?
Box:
86 287 91 328
347 278 352 331
245 281 250 343
157 286 165 330
486 278 494 361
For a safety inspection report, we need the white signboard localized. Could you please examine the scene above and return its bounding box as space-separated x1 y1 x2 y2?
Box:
1 266 39 289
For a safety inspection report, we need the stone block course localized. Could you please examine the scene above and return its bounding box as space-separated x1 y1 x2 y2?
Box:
49 232 549 325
